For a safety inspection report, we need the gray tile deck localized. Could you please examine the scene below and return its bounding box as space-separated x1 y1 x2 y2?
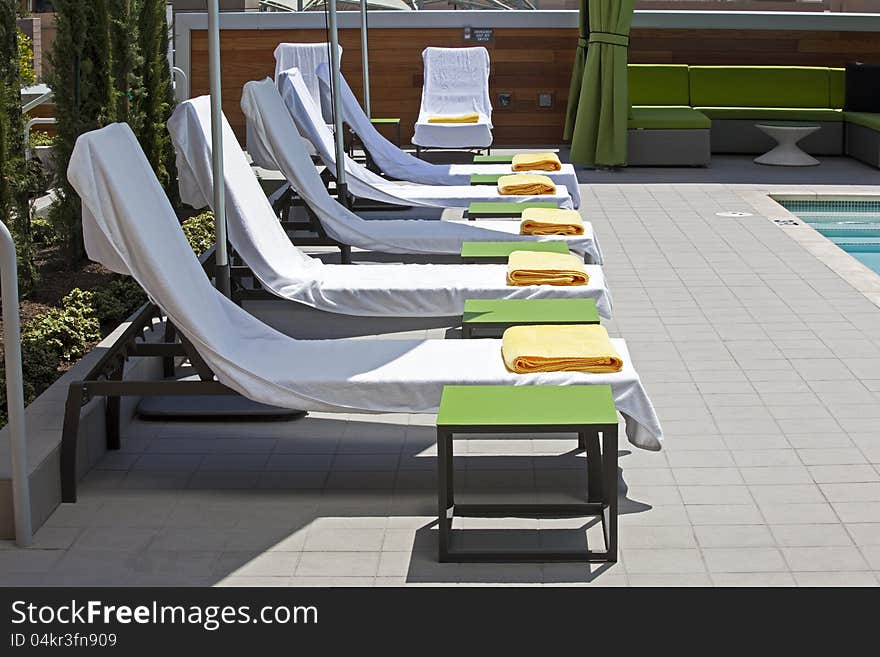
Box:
2 176 880 587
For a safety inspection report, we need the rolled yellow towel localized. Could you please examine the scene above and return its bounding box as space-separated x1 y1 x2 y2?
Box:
512 152 562 172
506 250 588 286
520 208 585 236
427 113 479 124
501 324 624 374
497 174 556 196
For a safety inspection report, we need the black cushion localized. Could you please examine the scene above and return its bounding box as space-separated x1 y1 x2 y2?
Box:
845 62 880 112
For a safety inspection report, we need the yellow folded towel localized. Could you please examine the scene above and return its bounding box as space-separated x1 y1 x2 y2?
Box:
520 208 585 236
501 324 624 374
497 174 556 196
512 152 562 172
427 113 479 124
506 250 588 286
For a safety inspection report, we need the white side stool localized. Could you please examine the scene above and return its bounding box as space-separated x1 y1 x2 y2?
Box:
754 124 821 166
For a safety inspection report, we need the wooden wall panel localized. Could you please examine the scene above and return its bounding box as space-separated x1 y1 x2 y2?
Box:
190 27 880 146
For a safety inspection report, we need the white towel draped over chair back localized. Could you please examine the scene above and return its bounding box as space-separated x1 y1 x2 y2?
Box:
420 46 493 123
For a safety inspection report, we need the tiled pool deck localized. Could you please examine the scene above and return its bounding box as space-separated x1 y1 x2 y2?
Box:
2 180 880 587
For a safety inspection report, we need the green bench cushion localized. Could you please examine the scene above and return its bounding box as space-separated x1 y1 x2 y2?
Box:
689 66 834 109
628 64 691 106
845 111 880 132
462 298 599 326
473 154 515 164
830 68 846 109
460 241 569 259
629 106 711 130
437 385 617 427
695 107 843 122
467 201 558 218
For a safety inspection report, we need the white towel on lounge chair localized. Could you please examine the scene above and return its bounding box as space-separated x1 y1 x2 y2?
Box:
277 68 573 210
167 104 613 318
413 47 493 149
68 123 660 450
238 79 602 263
249 42 343 166
315 64 581 207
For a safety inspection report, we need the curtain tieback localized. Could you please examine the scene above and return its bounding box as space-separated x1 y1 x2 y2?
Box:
580 32 630 48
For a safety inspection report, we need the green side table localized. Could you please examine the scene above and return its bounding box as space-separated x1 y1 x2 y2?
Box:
460 240 569 264
461 298 599 339
473 154 515 164
370 117 401 146
465 201 558 220
469 173 504 186
436 384 619 563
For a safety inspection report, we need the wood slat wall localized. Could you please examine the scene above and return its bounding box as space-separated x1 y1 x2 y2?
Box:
189 27 880 145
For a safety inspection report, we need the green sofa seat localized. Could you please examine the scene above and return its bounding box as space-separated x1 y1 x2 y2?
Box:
629 64 691 106
629 106 711 130
695 107 843 122
845 111 880 132
689 66 836 108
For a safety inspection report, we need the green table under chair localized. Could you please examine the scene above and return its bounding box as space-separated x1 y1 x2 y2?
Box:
461 298 599 338
473 154 514 164
459 240 569 264
436 385 619 562
469 173 504 186
464 201 558 220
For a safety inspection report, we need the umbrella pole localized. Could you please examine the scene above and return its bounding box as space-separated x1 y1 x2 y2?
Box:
360 1 371 117
327 0 349 207
207 0 230 297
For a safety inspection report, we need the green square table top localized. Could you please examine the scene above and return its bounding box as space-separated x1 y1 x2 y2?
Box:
466 201 558 218
437 385 617 427
370 117 400 124
473 154 514 164
462 298 599 326
470 174 504 185
460 241 569 259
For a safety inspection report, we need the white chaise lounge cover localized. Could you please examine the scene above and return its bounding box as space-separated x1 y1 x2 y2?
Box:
248 42 343 166
278 68 573 210
413 47 493 149
240 79 602 262
273 42 341 123
68 123 660 449
168 100 613 318
315 64 581 207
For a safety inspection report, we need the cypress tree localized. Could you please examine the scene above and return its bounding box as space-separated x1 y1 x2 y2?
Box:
136 0 177 204
48 0 116 263
0 0 36 292
109 0 144 132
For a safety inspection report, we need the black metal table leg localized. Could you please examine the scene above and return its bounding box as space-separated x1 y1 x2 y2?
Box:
602 424 619 561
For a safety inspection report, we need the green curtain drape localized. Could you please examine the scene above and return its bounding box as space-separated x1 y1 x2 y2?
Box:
564 0 636 167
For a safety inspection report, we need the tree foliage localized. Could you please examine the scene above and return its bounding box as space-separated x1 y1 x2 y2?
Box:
0 0 37 292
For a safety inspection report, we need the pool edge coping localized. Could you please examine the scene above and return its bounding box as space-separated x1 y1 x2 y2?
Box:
738 189 880 311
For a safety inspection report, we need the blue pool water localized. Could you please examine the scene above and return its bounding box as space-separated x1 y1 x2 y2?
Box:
778 199 880 274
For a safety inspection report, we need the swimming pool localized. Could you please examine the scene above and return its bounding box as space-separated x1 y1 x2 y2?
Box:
778 199 880 274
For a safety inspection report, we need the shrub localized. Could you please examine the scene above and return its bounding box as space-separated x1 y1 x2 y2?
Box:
17 30 35 88
28 129 55 147
90 277 146 326
181 210 215 256
0 335 60 427
24 288 100 361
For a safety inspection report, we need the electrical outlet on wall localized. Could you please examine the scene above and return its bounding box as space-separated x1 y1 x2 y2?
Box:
498 92 513 108
538 93 554 108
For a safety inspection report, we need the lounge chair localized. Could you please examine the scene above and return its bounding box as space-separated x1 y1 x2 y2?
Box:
413 47 493 151
236 79 602 263
314 63 581 207
64 125 660 501
167 102 613 318
277 67 574 210
248 42 342 166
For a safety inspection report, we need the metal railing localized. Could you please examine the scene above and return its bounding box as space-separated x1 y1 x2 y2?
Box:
0 221 33 547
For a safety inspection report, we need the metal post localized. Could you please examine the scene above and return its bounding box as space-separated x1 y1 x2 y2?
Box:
327 0 348 205
0 221 33 547
207 0 231 297
359 0 371 117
